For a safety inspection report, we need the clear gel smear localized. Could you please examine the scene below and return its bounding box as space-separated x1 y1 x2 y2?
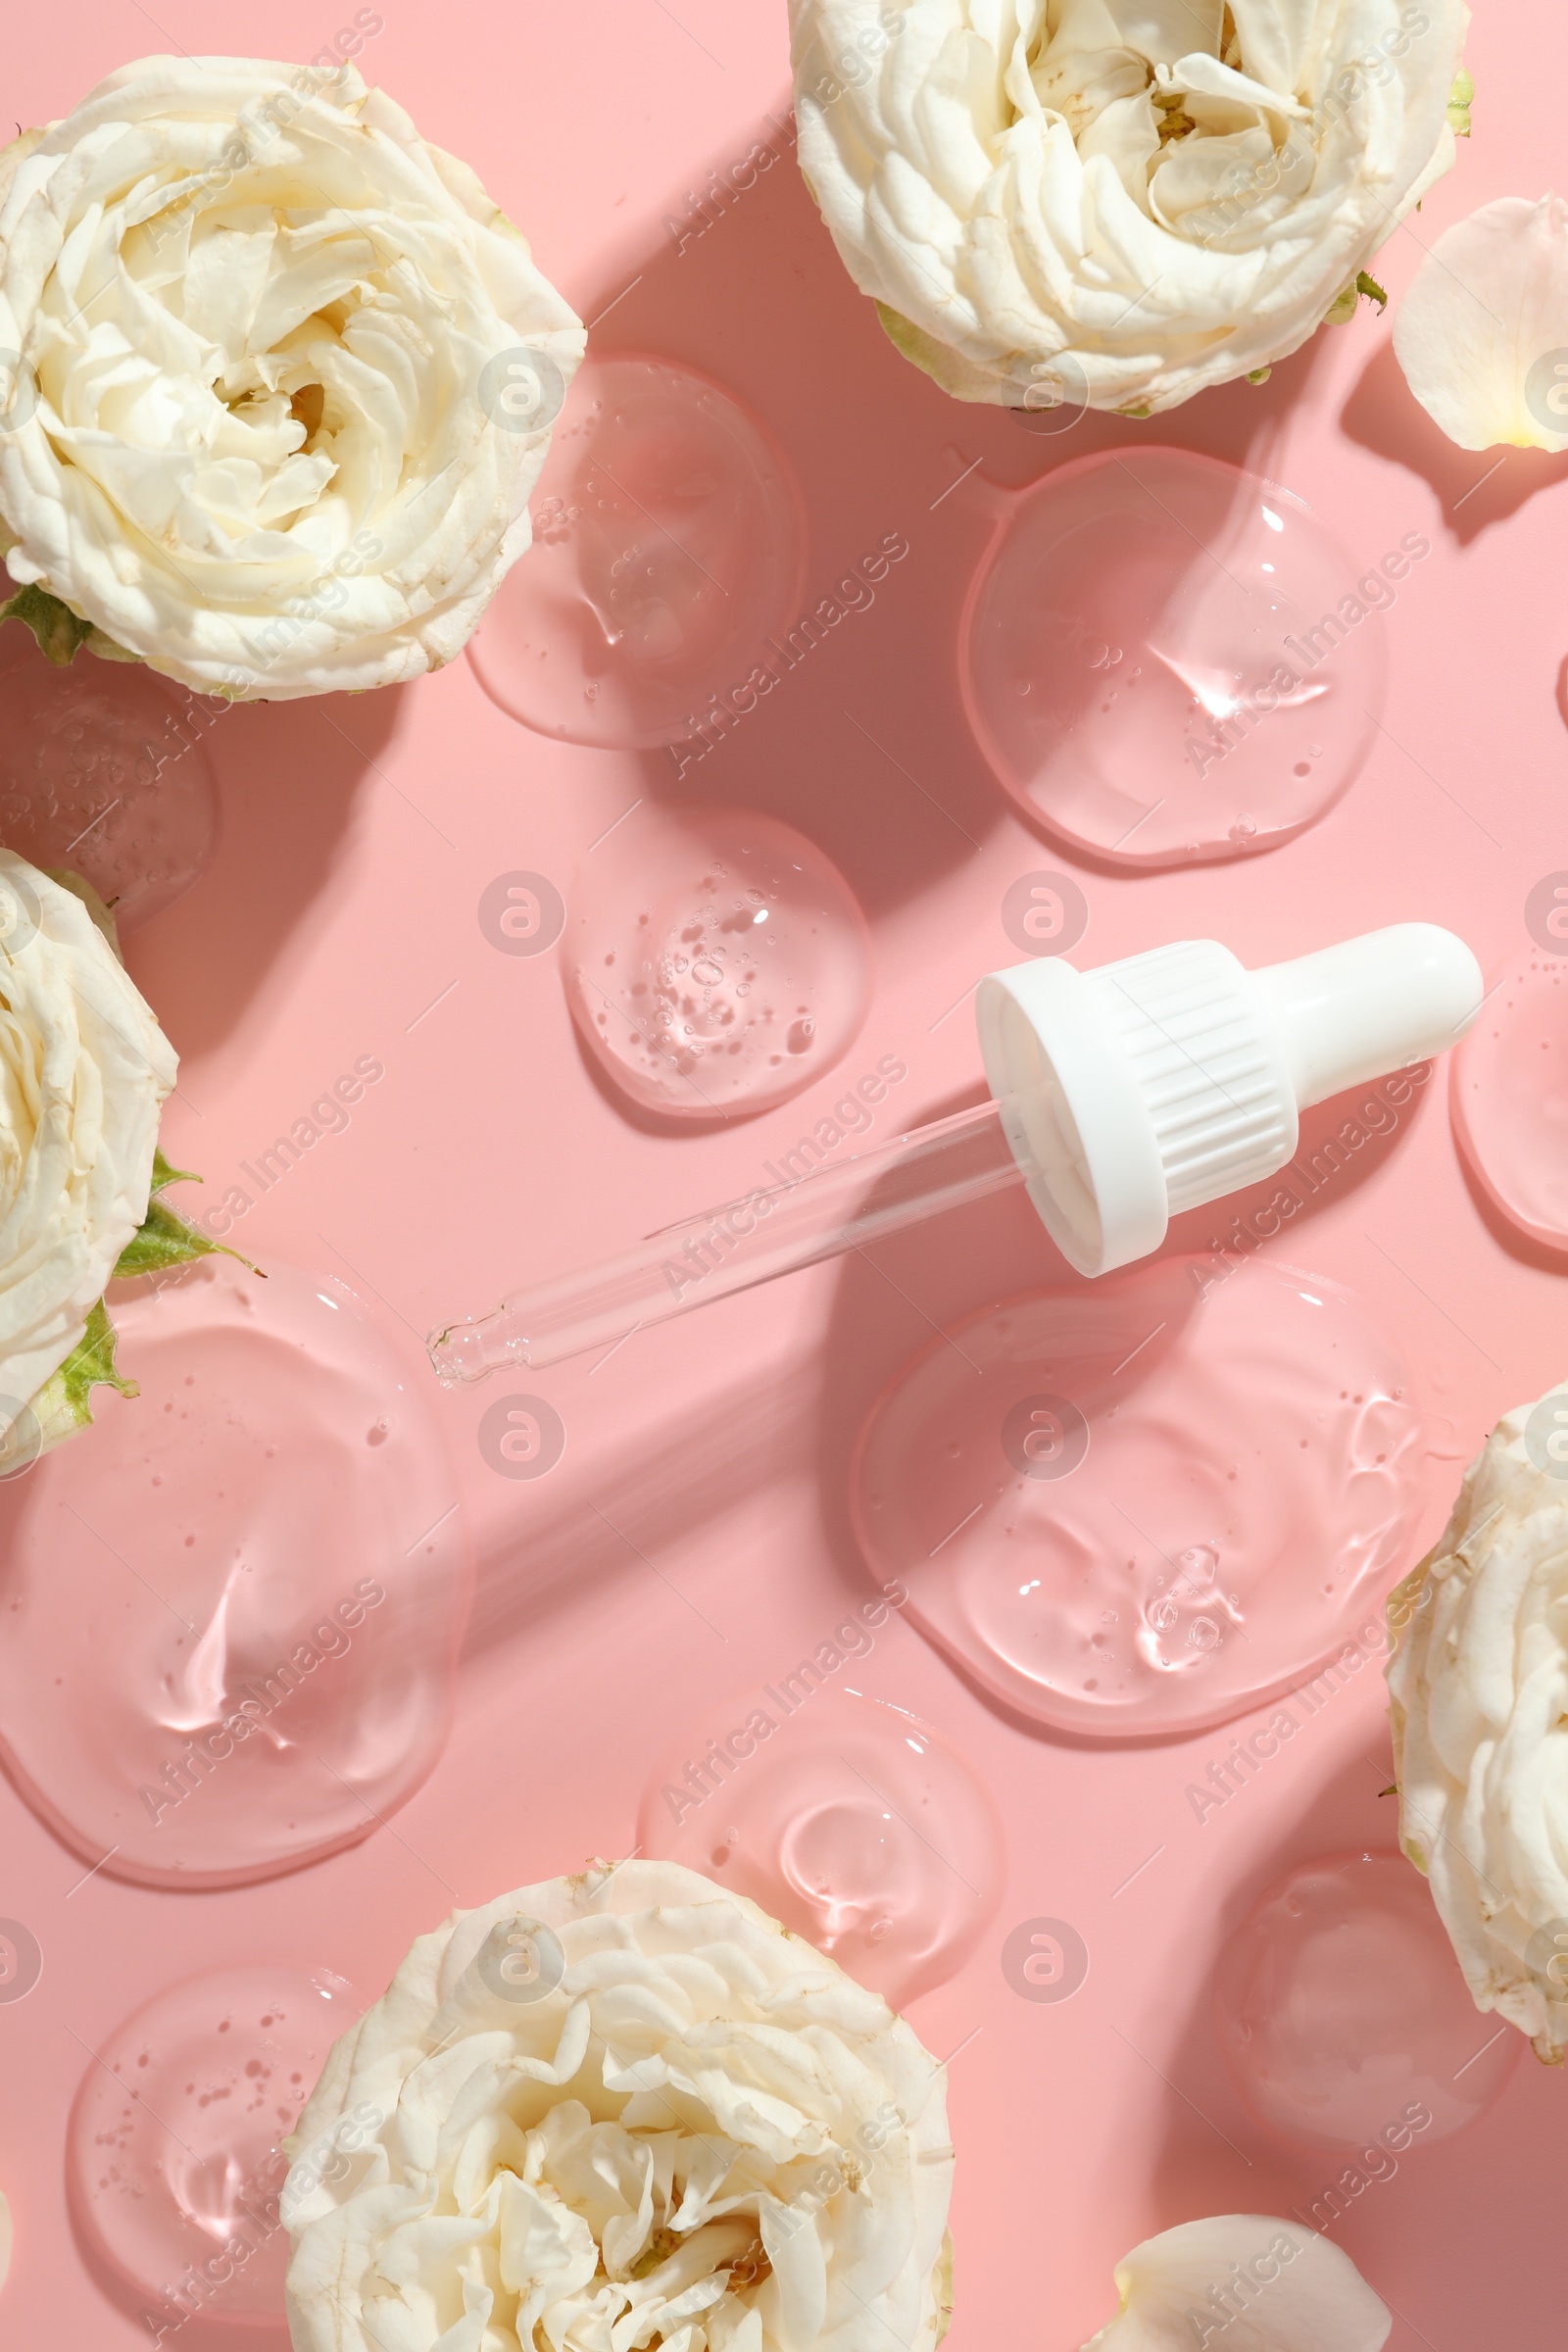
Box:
0 1257 468 1887
852 1253 1423 1740
467 353 806 750
1450 951 1568 1253
1213 1852 1518 2148
960 447 1387 869
0 622 219 930
564 801 870 1121
638 1683 1004 2007
70 1964 360 2328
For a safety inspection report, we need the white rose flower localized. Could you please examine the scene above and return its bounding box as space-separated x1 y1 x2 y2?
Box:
1080 2216 1391 2350
282 1860 955 2352
791 0 1467 415
1387 1385 1568 2063
0 851 176 1457
0 56 583 698
1393 193 1568 450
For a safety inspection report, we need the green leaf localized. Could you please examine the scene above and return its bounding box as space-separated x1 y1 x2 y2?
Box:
0 582 93 666
1355 270 1389 314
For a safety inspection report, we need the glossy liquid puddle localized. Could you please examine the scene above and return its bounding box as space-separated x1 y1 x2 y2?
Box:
71 1965 359 2326
565 802 870 1119
960 447 1387 868
468 353 806 749
853 1254 1423 1739
1451 952 1568 1251
1214 1853 1518 2148
0 626 219 930
0 1258 466 1886
639 1683 1004 2006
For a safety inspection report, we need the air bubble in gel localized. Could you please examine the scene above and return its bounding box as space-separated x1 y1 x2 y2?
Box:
0 625 219 931
960 448 1386 868
1213 1852 1519 2148
852 1254 1423 1739
1450 954 1568 1252
467 354 806 749
69 1964 359 2325
564 803 870 1119
0 1258 467 1887
638 1684 1003 2006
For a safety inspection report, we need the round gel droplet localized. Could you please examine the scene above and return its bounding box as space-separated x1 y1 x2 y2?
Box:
467 353 805 749
638 1685 1003 2006
0 1258 468 1886
70 1964 358 2326
1214 1852 1519 2148
959 448 1384 868
0 627 219 931
564 804 870 1120
851 1255 1422 1738
1450 955 1568 1252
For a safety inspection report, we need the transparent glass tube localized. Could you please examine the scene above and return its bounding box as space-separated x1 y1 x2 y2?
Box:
428 1097 1026 1381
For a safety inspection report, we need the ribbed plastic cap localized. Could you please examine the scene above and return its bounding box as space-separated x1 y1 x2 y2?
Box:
976 924 1481 1278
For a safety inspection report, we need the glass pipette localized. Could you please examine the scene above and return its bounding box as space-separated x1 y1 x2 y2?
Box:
427 922 1484 1387
428 1094 1026 1379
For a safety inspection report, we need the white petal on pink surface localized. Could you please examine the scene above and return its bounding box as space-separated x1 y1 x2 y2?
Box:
1080 2216 1393 2352
1393 193 1568 450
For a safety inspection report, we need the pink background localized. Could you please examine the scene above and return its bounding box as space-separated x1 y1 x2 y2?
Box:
4 2 1565 2347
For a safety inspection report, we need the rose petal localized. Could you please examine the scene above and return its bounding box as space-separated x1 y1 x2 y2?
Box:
1393 193 1568 450
1080 2217 1392 2351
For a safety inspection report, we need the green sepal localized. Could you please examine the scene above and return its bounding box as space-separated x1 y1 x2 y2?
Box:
0 582 137 666
1 582 93 665
57 1299 137 1420
1447 66 1474 138
1325 271 1389 328
112 1151 258 1280
151 1147 200 1193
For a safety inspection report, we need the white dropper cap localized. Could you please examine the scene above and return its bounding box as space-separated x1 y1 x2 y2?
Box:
975 923 1482 1278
